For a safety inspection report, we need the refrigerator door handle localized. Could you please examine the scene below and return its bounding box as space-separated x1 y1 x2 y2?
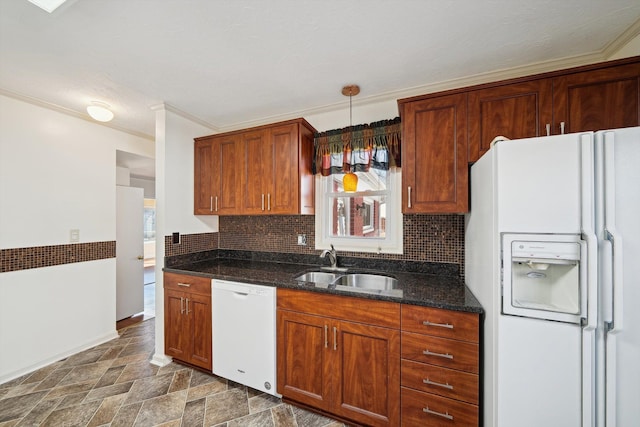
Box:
601 236 614 329
603 132 624 333
580 134 597 331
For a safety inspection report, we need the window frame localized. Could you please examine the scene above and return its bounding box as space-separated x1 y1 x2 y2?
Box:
314 169 403 254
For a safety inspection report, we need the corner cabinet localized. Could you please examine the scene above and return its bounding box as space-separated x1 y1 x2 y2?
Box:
164 272 212 371
194 118 316 216
277 289 401 427
399 93 469 213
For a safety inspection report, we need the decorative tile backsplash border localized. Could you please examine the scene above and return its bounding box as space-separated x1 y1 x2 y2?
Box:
217 214 465 275
164 232 218 257
0 241 116 273
164 215 465 276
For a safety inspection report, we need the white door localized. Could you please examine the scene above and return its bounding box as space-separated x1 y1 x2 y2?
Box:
116 186 144 321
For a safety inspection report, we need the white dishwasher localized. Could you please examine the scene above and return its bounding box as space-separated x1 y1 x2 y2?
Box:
211 279 279 396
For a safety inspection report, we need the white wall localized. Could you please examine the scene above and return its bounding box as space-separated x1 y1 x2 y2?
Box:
130 176 155 199
0 94 153 383
304 98 399 133
151 106 217 366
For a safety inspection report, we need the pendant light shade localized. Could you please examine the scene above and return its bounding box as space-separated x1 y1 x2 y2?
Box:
343 171 358 192
87 102 114 122
342 84 360 192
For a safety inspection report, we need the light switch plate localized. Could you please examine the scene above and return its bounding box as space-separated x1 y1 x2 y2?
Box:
297 234 307 246
70 229 79 243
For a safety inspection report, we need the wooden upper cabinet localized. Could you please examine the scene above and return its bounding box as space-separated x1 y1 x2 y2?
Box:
194 138 215 215
553 61 640 135
194 118 316 216
241 130 269 214
194 134 241 215
240 123 300 214
399 92 468 213
468 79 553 162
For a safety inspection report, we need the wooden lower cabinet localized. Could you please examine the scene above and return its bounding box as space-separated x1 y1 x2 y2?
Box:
401 387 478 427
277 289 400 427
164 272 212 371
400 305 480 426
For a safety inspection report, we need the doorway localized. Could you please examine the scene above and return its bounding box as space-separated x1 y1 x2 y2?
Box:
143 198 156 318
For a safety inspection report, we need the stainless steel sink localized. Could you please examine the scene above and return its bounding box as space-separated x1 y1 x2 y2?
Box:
333 273 399 290
294 271 342 284
294 271 402 298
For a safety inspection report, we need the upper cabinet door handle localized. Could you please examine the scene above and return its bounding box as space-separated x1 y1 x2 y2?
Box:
407 186 412 209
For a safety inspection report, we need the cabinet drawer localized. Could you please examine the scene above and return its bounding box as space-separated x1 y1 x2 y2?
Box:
402 332 479 374
277 288 400 329
164 272 211 296
401 359 478 404
402 305 479 343
401 387 478 427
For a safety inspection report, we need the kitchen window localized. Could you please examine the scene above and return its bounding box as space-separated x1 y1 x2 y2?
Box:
315 168 402 254
313 117 402 254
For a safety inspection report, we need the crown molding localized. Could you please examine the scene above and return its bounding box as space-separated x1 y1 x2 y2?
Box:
603 17 640 59
150 102 220 133
0 88 154 141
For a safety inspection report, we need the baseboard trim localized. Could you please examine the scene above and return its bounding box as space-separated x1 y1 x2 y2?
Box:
150 352 172 367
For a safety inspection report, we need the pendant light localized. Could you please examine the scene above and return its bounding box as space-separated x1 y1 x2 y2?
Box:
342 84 360 192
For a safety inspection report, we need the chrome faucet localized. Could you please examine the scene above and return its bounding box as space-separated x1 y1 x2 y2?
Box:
320 244 338 269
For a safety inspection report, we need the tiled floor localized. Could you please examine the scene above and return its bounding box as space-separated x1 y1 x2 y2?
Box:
0 320 346 427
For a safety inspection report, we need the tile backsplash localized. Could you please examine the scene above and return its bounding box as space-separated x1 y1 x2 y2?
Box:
166 214 465 276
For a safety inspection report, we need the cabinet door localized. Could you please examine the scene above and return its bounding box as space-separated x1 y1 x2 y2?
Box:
164 288 191 360
277 310 333 412
553 62 640 134
468 79 553 162
215 134 242 215
194 139 214 214
241 130 269 214
188 292 212 370
401 93 468 213
269 123 299 214
334 320 400 427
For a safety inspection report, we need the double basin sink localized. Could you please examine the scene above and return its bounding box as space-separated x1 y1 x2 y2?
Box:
294 270 403 298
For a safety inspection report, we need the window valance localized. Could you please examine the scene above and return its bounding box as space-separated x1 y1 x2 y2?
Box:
313 117 401 176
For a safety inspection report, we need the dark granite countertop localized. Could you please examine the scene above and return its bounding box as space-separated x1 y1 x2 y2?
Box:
163 255 483 314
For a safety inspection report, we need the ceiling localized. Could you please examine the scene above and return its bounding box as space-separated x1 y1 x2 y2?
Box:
2 0 640 146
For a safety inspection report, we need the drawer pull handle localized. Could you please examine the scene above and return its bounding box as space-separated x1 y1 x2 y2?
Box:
177 283 191 287
423 406 454 421
423 378 454 390
422 320 454 329
423 349 454 359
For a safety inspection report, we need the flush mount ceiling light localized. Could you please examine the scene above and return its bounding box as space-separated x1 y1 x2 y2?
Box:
342 84 360 192
27 0 69 13
86 102 114 122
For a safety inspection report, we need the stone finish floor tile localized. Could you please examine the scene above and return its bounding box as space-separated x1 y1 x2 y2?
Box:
0 320 346 427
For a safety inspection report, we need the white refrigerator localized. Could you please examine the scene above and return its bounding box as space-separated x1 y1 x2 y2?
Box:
465 127 640 427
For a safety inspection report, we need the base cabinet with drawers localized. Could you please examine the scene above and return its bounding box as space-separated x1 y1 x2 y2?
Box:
163 272 212 371
277 289 482 427
400 305 480 426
